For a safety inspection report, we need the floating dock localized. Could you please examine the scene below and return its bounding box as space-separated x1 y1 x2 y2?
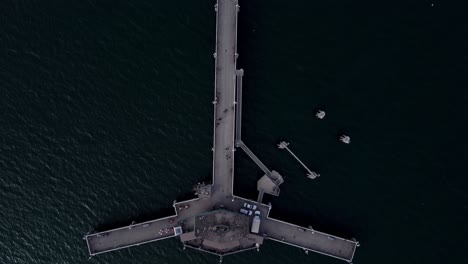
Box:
84 0 358 262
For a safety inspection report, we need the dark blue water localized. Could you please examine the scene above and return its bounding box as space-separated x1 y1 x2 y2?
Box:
1 0 467 263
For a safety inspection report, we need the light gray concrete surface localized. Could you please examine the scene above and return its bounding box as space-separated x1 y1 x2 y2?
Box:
211 0 239 197
237 140 272 175
261 219 357 261
86 217 177 254
85 198 214 255
257 175 280 196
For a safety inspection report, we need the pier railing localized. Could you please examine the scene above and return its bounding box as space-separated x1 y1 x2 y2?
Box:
211 0 220 188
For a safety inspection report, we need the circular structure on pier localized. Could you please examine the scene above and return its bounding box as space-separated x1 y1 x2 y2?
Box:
182 209 263 254
195 210 248 243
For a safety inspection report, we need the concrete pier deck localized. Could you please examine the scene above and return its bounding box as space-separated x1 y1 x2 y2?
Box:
237 140 271 175
211 0 239 197
85 198 213 255
262 219 357 261
85 216 177 255
84 0 358 262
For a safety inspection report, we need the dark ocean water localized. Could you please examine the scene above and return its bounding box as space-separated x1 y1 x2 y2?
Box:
1 0 467 263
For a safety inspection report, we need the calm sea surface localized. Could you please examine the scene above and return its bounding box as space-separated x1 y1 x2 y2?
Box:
1 0 467 263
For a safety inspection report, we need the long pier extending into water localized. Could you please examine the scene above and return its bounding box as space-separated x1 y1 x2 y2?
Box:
84 0 359 262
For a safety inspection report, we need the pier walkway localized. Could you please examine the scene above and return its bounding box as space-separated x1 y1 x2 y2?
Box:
84 0 358 262
85 198 214 255
86 216 177 255
237 140 271 175
211 0 239 197
262 219 357 261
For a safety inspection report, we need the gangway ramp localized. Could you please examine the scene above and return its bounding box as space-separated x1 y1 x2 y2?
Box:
237 140 271 175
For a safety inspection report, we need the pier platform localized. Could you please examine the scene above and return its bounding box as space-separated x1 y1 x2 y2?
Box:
84 0 358 262
262 219 357 261
86 217 178 255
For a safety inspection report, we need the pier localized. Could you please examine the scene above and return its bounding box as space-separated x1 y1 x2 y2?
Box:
84 0 358 262
237 140 271 176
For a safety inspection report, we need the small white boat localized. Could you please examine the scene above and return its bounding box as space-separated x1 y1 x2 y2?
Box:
340 135 351 144
315 110 326 119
